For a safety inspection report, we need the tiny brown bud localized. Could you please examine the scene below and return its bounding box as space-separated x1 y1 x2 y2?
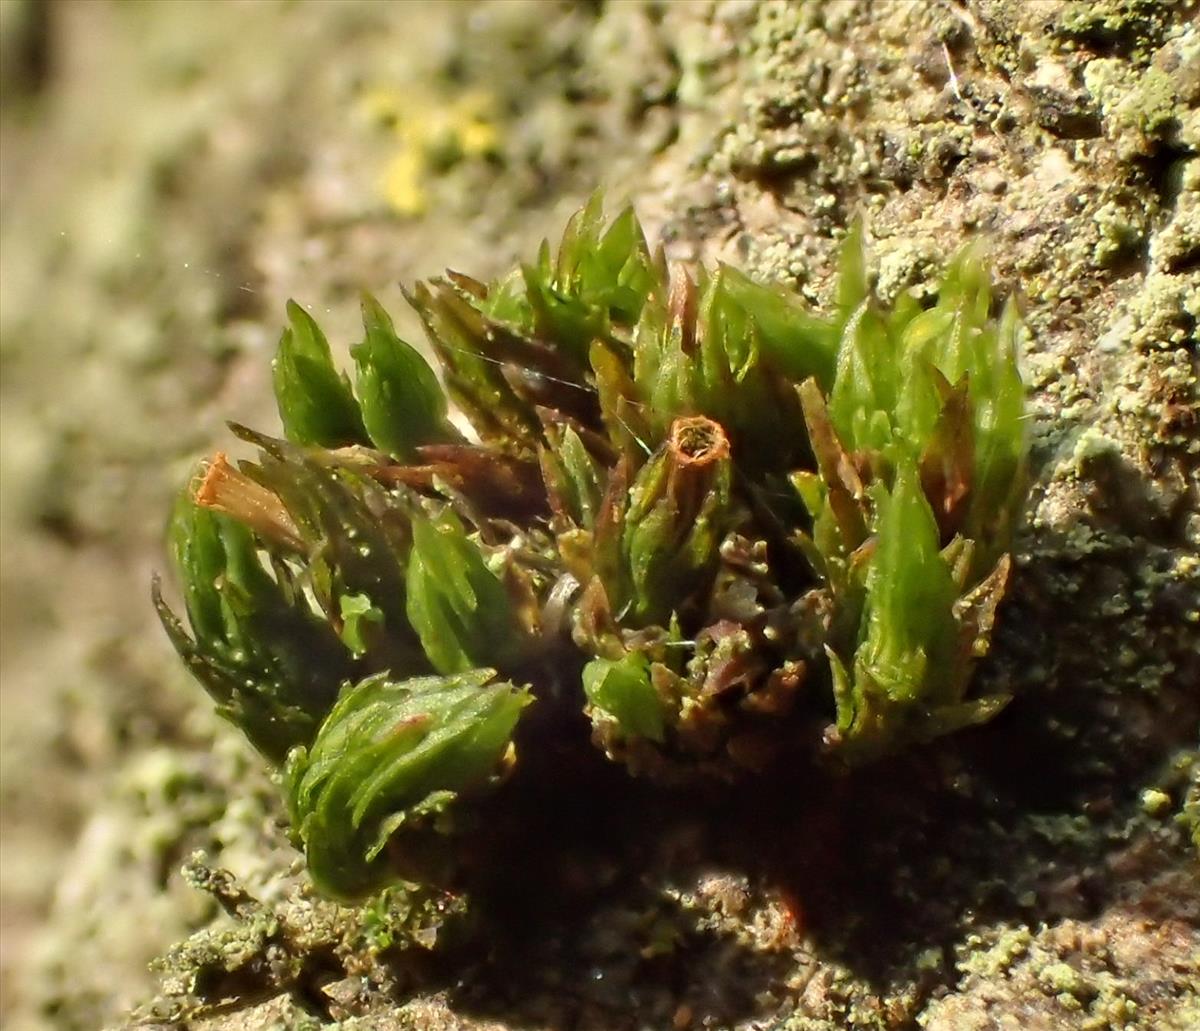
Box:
668 267 699 354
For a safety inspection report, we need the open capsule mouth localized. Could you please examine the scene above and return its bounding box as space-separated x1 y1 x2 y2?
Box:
669 415 730 467
194 453 304 553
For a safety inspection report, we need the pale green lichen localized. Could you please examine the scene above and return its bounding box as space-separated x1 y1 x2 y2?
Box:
956 926 1033 979
1084 59 1181 159
1139 786 1172 816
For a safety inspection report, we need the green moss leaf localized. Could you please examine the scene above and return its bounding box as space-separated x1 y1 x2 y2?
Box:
154 488 351 763
583 653 665 743
272 300 368 448
285 669 531 900
405 512 522 674
352 293 458 459
857 460 959 703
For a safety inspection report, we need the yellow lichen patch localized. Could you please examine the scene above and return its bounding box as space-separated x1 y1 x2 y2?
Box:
382 149 428 216
357 85 501 216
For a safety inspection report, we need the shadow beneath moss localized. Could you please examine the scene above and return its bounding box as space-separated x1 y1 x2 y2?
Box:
361 511 1200 1029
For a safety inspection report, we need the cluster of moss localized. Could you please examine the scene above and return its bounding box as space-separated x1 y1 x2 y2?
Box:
156 196 1029 901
